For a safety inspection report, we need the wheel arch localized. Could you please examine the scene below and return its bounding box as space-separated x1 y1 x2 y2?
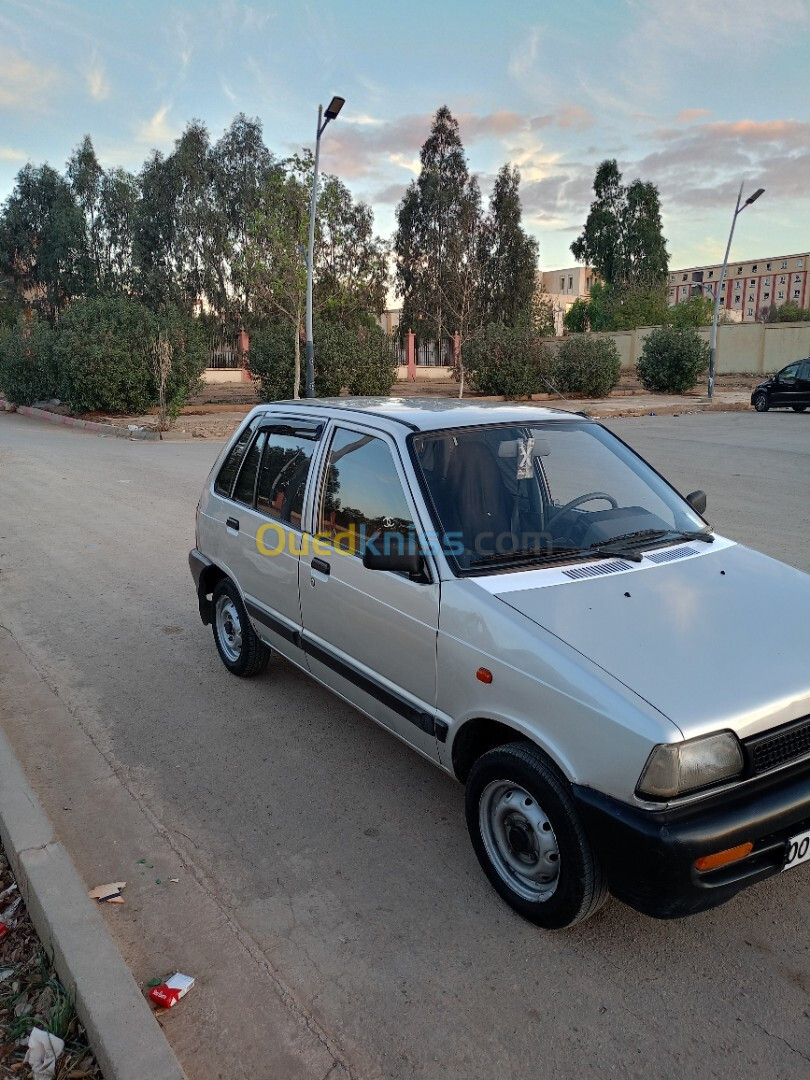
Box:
197 562 229 625
450 716 571 785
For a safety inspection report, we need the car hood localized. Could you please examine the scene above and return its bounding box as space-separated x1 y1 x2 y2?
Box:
489 542 810 741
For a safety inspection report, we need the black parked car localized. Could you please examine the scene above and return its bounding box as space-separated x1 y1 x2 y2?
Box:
752 359 810 412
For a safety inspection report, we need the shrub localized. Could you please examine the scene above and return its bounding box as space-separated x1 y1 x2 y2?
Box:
56 297 157 413
336 323 397 397
248 322 297 402
0 314 59 405
155 307 208 421
553 335 622 397
464 323 552 398
636 326 709 393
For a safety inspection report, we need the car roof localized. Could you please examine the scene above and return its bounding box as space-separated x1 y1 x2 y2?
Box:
259 397 583 434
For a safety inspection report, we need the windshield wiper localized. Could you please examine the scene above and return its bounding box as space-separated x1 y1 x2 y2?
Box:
594 527 714 549
470 544 643 568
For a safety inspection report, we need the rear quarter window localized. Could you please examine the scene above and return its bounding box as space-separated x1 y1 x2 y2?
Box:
214 419 258 497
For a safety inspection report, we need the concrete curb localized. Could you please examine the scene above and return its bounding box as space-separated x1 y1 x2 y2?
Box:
0 726 186 1080
0 399 160 440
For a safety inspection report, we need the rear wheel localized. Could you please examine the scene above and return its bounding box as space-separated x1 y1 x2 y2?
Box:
753 392 770 412
212 579 269 677
792 405 807 412
465 742 608 929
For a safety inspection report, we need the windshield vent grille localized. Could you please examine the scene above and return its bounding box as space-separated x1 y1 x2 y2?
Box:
745 716 810 776
645 547 699 564
562 560 633 580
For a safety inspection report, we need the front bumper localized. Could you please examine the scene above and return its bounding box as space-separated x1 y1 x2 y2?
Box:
573 762 810 918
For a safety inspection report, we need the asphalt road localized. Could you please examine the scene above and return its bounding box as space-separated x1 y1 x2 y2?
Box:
1 409 809 1080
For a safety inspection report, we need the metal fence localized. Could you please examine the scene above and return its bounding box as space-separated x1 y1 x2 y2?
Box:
416 338 452 366
208 330 244 369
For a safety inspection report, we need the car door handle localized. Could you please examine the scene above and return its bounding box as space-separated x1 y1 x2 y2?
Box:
311 557 330 576
226 517 240 532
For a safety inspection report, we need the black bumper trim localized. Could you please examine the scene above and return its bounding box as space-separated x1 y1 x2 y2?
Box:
573 765 810 919
189 549 214 624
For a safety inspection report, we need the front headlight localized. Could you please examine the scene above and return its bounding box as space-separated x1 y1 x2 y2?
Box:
637 732 744 798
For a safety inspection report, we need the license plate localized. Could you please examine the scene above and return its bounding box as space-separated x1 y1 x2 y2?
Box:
783 829 810 872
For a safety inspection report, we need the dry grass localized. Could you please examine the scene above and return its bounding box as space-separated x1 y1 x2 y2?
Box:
0 848 102 1079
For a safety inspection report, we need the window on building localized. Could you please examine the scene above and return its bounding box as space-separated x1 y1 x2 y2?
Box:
749 279 756 286
794 290 801 299
778 291 785 299
737 266 743 274
748 294 755 303
763 292 770 300
764 277 771 286
766 262 772 270
795 274 802 282
560 277 565 291
318 428 414 558
751 265 757 272
568 275 573 290
734 295 741 304
708 269 714 278
721 282 726 290
780 276 786 284
746 308 753 316
798 259 804 268
682 274 688 281
781 261 788 269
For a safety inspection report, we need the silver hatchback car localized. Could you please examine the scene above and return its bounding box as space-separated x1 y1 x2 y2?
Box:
190 399 810 929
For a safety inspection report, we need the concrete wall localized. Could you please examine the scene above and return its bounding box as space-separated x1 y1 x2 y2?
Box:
396 365 453 381
562 321 810 374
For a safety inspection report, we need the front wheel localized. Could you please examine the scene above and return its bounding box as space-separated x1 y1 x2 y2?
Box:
212 579 270 677
465 743 608 929
753 392 770 412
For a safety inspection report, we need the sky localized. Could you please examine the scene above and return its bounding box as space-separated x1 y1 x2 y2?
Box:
1 0 809 287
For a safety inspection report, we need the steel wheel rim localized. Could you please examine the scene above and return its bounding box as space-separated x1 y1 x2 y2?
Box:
215 595 243 663
755 394 768 411
479 780 560 902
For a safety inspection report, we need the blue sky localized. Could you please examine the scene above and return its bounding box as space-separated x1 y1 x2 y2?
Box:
1 0 809 279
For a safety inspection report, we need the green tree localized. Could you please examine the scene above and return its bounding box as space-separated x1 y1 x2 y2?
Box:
478 165 538 328
768 301 810 323
668 293 714 328
0 313 59 404
394 106 482 342
571 160 668 302
563 297 590 334
0 163 85 320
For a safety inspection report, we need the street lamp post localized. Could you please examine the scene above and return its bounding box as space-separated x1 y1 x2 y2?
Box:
707 184 764 399
304 95 345 399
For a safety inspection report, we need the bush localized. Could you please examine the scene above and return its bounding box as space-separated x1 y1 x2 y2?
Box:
464 324 552 397
55 297 207 416
553 335 622 397
249 319 396 402
636 326 709 393
56 297 157 413
0 314 59 405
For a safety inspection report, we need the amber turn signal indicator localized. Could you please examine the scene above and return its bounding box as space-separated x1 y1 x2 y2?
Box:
476 667 493 684
694 842 753 872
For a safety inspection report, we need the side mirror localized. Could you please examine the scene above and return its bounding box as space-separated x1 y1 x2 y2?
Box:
686 490 707 515
362 532 425 579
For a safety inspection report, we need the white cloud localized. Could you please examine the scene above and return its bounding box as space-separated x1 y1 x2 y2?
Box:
0 47 58 110
135 105 175 147
0 146 27 162
85 52 109 101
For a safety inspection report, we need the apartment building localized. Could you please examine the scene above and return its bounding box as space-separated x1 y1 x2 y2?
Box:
538 265 596 334
669 252 809 321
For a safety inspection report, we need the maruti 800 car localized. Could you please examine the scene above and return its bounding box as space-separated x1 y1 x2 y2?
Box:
190 399 810 929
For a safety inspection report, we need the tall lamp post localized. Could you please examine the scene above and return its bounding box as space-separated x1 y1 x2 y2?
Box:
305 95 345 398
707 183 764 399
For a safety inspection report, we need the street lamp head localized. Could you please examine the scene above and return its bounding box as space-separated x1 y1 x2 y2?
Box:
324 96 345 121
744 187 765 206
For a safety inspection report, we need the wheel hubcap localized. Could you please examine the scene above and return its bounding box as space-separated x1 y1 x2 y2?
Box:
479 781 560 902
215 596 243 663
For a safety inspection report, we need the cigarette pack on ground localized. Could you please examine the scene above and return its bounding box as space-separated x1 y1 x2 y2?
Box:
148 972 195 1008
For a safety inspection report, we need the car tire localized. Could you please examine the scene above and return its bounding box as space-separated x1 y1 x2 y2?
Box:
212 579 270 677
792 405 807 412
753 392 770 412
465 742 608 929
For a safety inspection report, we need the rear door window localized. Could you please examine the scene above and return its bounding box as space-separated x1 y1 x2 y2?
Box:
214 419 258 497
256 423 322 529
233 431 266 506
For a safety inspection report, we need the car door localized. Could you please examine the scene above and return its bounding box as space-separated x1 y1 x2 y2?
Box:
226 417 323 661
298 422 441 762
798 361 810 406
771 362 802 406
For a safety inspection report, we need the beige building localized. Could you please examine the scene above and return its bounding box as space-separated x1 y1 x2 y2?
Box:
538 266 596 334
669 252 809 322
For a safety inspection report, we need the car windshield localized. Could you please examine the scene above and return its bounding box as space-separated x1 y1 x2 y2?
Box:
410 421 708 573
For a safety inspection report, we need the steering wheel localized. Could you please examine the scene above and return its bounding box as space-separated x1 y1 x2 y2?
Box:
545 491 618 533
